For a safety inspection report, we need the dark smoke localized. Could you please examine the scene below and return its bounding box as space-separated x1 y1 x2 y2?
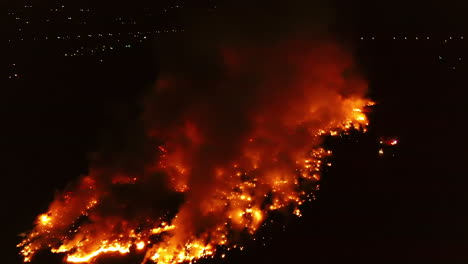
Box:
83 0 355 236
20 1 370 263
140 0 355 240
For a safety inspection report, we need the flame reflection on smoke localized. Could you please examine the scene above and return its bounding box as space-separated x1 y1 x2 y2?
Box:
18 39 373 264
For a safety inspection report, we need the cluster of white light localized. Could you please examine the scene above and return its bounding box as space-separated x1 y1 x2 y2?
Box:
7 29 183 43
360 36 464 40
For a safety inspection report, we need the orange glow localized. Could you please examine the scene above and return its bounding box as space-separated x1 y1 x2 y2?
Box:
39 214 51 226
66 242 131 263
136 241 146 250
151 224 175 234
18 40 373 264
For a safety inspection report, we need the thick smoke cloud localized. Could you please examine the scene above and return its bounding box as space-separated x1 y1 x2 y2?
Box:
19 1 371 263
139 0 367 257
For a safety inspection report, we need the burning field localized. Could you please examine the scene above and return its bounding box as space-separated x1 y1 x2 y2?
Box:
18 39 373 264
17 3 373 264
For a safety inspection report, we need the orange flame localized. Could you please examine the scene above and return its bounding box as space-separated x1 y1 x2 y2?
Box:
18 40 373 264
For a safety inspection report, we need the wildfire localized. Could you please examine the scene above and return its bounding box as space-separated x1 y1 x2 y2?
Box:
18 40 373 264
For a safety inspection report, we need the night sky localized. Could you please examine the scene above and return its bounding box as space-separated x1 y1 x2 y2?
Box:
3 0 468 263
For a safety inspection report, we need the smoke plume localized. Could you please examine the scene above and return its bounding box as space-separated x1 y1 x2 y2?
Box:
19 1 372 264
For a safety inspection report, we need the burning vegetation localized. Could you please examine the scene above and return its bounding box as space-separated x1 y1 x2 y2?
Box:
18 34 373 264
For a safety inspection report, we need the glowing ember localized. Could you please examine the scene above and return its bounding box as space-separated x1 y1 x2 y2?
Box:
379 136 399 146
378 136 399 156
39 214 51 226
136 241 146 250
18 40 373 264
